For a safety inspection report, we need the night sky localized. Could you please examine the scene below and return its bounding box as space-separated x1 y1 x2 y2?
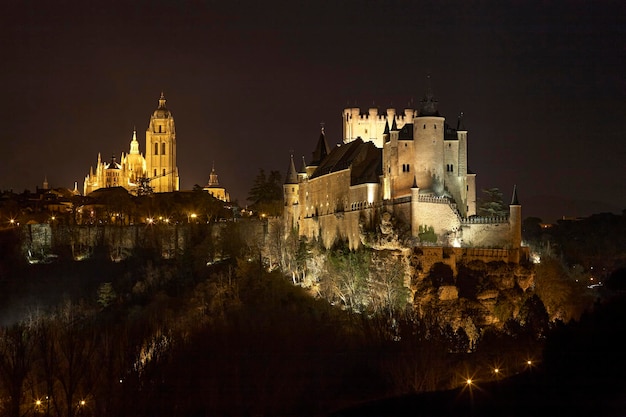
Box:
2 0 625 222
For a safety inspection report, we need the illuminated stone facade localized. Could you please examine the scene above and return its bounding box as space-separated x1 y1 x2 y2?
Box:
284 91 523 256
84 94 179 195
203 163 230 202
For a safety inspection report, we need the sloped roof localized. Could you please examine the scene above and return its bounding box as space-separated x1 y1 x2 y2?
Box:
284 155 298 184
398 123 414 140
310 139 382 185
310 130 330 166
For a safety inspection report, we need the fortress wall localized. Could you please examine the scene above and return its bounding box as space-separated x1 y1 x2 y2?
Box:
299 207 377 249
414 201 461 239
461 222 512 248
387 200 411 226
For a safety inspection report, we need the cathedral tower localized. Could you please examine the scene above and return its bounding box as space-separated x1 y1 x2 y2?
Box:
145 93 179 193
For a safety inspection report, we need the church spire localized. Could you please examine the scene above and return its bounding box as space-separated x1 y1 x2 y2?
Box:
158 92 166 109
130 127 140 154
207 161 219 187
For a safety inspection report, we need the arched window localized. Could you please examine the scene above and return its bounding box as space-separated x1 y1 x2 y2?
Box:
154 143 159 155
161 143 166 155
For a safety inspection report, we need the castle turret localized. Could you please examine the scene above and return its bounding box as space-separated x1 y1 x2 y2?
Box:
509 185 522 253
410 177 420 237
283 154 300 230
413 82 445 195
298 156 308 181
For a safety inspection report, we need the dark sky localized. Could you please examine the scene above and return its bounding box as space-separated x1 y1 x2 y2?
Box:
2 0 625 222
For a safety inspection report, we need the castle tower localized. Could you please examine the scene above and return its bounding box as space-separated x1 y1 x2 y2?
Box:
145 92 179 193
283 153 300 230
509 185 522 251
413 84 445 195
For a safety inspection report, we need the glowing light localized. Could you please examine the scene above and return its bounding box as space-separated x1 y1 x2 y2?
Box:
466 378 472 385
366 183 376 204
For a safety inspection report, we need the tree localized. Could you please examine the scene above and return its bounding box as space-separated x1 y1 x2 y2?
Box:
477 188 508 217
247 169 283 217
0 322 35 417
97 283 117 308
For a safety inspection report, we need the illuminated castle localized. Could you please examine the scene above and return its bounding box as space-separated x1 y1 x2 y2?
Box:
84 93 180 195
284 88 523 259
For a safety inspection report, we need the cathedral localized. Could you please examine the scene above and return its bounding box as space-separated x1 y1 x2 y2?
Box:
284 89 523 259
83 93 180 195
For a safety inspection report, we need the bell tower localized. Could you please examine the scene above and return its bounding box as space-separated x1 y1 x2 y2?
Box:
145 92 179 193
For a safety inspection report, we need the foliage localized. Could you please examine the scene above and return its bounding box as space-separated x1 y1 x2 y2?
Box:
323 243 371 311
477 187 508 217
97 282 117 308
247 168 283 216
418 225 437 243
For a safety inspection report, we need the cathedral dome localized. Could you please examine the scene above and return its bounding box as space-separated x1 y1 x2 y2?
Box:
153 92 171 118
153 108 170 118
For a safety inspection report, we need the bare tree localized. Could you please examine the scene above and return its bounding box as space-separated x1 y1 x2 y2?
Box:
0 321 36 417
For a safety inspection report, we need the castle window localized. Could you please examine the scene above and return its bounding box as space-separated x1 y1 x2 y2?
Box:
163 169 166 176
161 143 166 155
434 124 437 129
406 164 410 172
159 125 162 133
154 143 159 155
423 124 426 129
154 169 157 177
450 165 453 172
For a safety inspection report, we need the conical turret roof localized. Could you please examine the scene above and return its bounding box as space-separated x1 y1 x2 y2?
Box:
310 125 330 166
